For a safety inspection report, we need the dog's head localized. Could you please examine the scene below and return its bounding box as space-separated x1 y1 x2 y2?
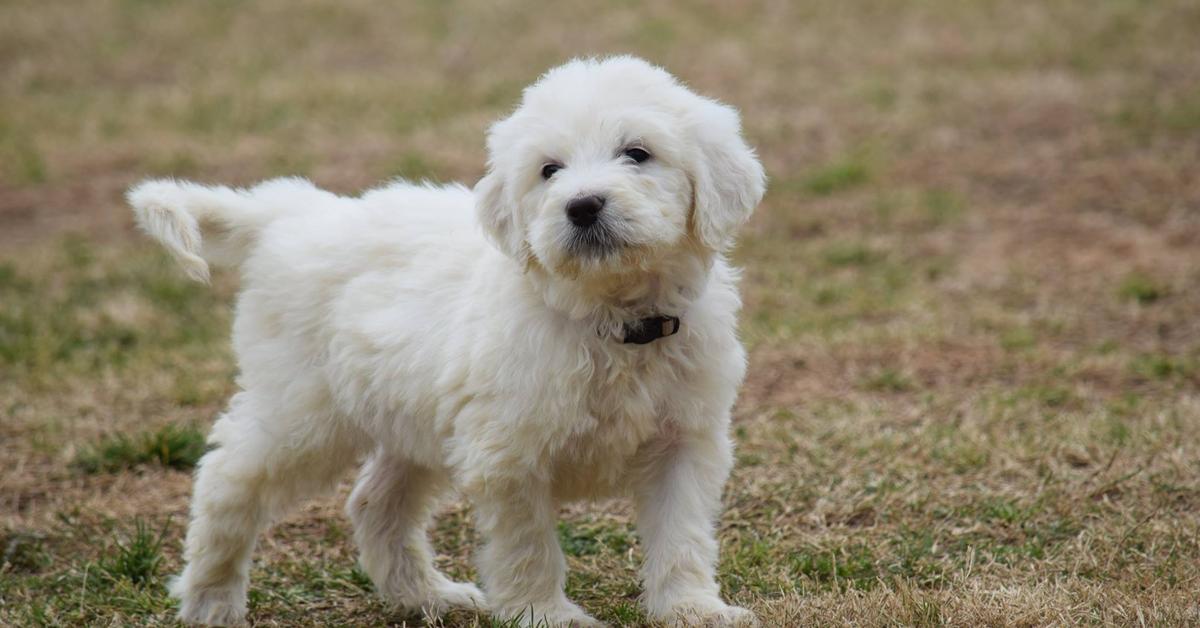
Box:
475 56 765 280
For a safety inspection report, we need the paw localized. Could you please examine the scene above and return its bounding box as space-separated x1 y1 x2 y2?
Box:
171 580 247 626
427 579 487 612
658 602 758 627
498 601 606 627
381 575 487 616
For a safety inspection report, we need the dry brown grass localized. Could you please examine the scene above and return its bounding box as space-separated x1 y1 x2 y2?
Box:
3 1 1199 626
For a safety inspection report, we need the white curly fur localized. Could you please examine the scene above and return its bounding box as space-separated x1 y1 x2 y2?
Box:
129 56 765 627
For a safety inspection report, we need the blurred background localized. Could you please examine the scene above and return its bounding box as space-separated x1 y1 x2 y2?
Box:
2 1 1198 625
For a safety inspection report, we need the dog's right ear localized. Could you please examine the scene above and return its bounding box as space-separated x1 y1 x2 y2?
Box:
474 168 524 259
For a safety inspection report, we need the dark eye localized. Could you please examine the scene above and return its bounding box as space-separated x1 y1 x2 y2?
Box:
541 163 562 179
624 147 651 163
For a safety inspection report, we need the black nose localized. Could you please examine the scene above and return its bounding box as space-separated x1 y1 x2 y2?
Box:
566 195 605 228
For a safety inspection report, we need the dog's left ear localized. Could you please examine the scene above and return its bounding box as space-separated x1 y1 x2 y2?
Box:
686 99 766 252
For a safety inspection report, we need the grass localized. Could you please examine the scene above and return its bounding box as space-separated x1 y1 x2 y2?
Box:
860 368 914 393
2 532 50 573
99 518 171 586
557 520 634 557
3 0 1200 626
802 157 872 196
73 423 207 474
1117 272 1166 304
822 241 882 268
792 543 881 592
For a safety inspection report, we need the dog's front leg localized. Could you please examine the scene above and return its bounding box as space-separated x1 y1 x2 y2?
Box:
474 481 603 627
634 425 757 627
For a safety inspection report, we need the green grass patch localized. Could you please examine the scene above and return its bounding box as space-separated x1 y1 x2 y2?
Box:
1130 353 1195 381
803 158 871 196
862 368 914 393
0 238 232 377
972 497 1034 525
2 531 50 573
557 520 632 557
597 601 645 625
862 80 898 110
10 138 47 185
999 326 1037 351
823 242 882 267
922 189 966 225
74 424 207 474
887 530 947 587
483 612 557 627
1117 272 1165 304
1014 384 1074 408
743 255 915 343
792 543 880 591
931 439 990 474
99 518 171 586
721 533 791 595
812 284 846 306
1115 94 1200 139
389 151 440 182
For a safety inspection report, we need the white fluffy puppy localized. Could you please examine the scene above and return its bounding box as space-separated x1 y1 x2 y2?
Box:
128 56 765 627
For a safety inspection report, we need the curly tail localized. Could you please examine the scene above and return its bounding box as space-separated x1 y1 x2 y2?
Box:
127 178 299 282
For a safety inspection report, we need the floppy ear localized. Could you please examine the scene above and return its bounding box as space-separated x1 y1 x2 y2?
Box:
474 168 524 259
686 100 766 252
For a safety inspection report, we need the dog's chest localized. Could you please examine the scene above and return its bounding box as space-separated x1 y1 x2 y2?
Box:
551 346 684 498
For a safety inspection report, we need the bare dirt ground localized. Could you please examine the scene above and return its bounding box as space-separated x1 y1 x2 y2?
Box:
3 1 1199 626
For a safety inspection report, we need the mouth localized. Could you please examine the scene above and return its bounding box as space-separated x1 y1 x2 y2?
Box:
565 220 625 259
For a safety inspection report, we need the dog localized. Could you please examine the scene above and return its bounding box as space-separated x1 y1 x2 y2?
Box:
128 56 765 627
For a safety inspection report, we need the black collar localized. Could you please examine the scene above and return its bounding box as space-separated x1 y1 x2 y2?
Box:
622 315 681 345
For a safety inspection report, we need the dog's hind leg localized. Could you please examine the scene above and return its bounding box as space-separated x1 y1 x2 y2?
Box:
170 393 362 626
347 451 485 616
